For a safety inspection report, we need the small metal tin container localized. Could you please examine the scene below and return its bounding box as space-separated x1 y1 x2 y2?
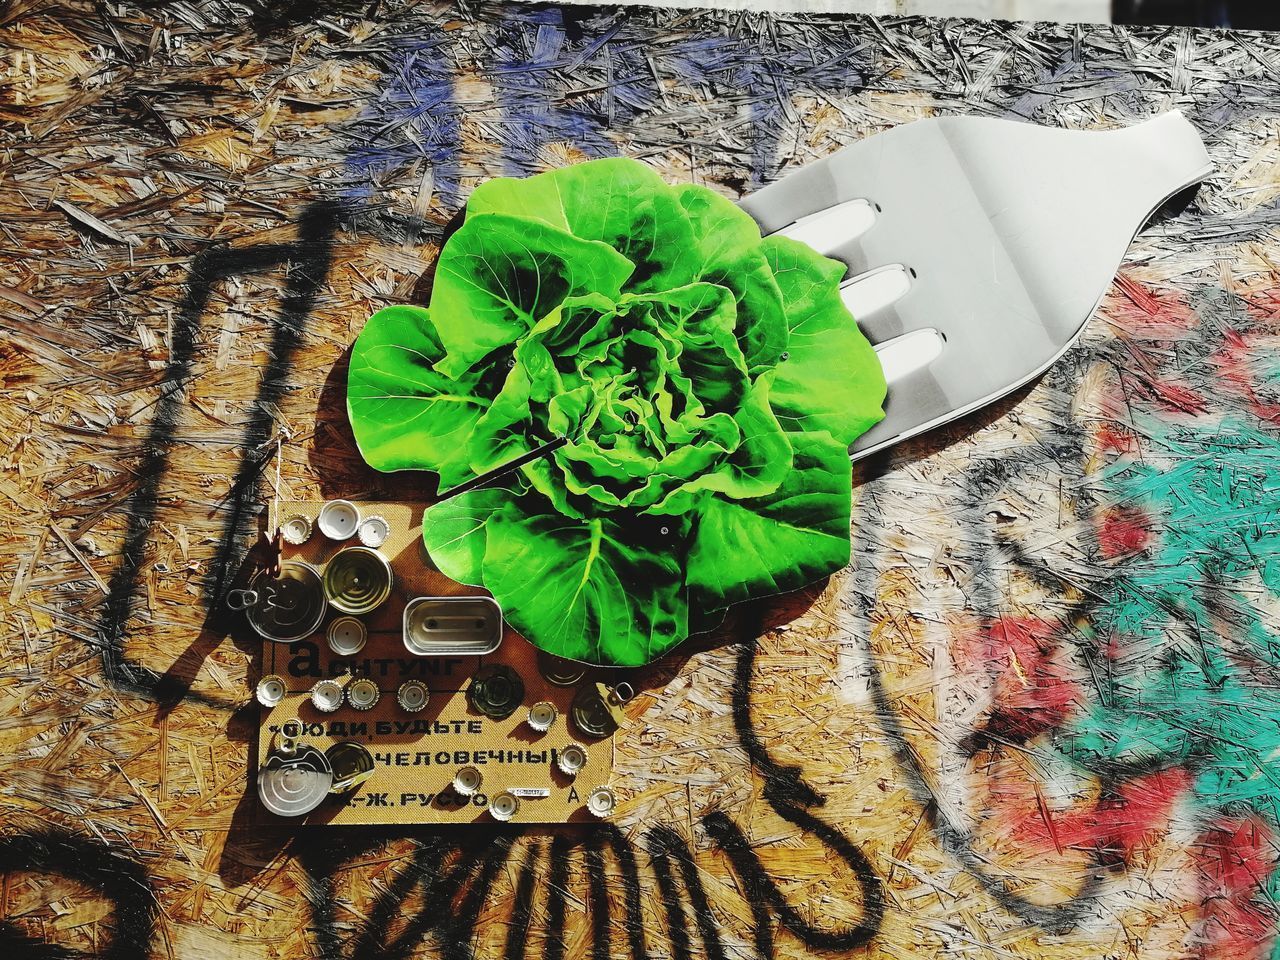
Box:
556 742 588 776
310 679 344 713
326 741 376 793
452 766 483 796
586 786 617 819
280 514 313 545
317 499 360 540
358 514 390 548
404 596 503 656
227 560 326 643
347 678 381 711
256 675 287 708
324 546 393 616
466 665 524 721
326 616 367 656
396 680 429 713
527 701 557 733
489 791 519 822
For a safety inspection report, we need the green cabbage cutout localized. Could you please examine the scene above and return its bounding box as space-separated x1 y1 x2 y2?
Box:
347 157 886 666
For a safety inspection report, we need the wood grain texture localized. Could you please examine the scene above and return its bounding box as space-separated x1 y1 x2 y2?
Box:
1 2 1278 958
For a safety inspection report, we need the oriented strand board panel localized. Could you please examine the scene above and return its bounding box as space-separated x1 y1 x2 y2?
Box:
255 500 615 826
2 3 1280 960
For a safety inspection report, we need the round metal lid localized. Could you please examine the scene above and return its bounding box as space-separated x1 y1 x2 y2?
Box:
326 616 367 656
324 546 392 616
245 561 326 643
280 514 313 546
467 665 524 721
258 746 333 817
537 650 586 687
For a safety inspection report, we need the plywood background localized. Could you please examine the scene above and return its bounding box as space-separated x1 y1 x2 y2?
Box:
1 2 1278 958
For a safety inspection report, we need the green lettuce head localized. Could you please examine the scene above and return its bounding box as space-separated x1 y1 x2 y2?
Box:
347 157 886 666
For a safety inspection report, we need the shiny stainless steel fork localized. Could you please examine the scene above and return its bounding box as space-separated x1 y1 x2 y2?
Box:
740 111 1213 460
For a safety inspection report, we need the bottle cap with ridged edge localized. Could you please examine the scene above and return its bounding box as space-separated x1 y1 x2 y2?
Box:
397 680 429 713
326 616 367 656
357 514 390 548
489 791 519 821
256 674 287 708
556 742 588 776
347 678 380 710
280 514 313 545
452 766 482 796
586 786 617 818
527 701 557 733
310 679 343 713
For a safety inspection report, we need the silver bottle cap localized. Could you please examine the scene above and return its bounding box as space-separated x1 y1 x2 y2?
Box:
280 514 313 545
347 678 380 710
527 701 557 733
557 742 588 776
310 679 343 713
397 680 429 712
256 674 287 707
452 766 482 796
489 791 519 821
586 786 617 818
358 514 390 548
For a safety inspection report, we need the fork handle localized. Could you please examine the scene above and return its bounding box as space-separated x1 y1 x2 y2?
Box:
1100 110 1213 221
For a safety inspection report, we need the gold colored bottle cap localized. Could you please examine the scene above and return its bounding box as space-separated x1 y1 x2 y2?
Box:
256 675 287 708
489 791 519 821
557 742 588 776
452 766 482 796
527 701 557 733
397 680 429 712
586 786 617 818
310 679 343 713
347 678 380 710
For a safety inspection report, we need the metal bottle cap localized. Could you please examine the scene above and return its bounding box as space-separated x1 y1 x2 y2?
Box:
280 514 313 545
317 499 360 540
258 745 333 817
586 786 617 818
489 791 519 821
256 675 287 708
466 665 525 720
327 616 367 656
557 742 588 776
397 680 429 712
452 766 483 796
347 678 380 710
323 546 393 615
358 514 390 548
311 679 344 713
527 701 557 733
537 650 586 687
326 741 375 793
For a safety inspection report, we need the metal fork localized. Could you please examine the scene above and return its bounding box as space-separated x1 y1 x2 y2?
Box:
740 111 1213 461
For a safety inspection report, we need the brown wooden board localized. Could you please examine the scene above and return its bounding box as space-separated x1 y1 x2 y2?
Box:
255 500 615 826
